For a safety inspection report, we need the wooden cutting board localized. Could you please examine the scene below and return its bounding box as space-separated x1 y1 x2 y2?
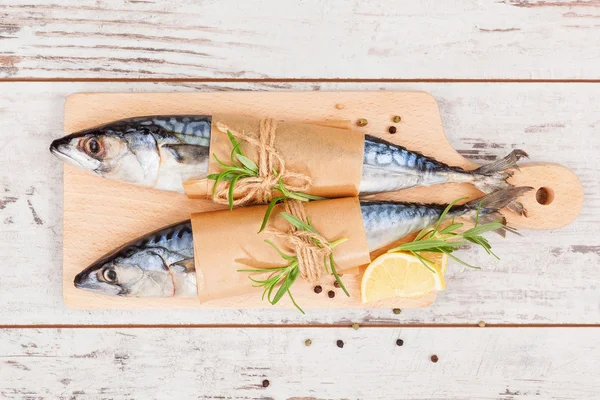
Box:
62 92 583 310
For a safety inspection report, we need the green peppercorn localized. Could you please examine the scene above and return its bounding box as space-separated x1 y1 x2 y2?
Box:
305 339 312 346
393 308 402 315
352 323 360 330
392 115 402 123
357 118 368 127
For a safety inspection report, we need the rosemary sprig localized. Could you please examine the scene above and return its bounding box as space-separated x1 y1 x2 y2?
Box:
207 131 325 231
238 212 349 313
388 198 506 271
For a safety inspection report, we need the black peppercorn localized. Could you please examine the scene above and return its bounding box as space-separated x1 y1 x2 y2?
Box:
262 379 270 387
336 340 344 348
431 355 439 363
396 339 404 347
388 126 397 134
314 285 322 294
328 290 335 298
333 280 340 288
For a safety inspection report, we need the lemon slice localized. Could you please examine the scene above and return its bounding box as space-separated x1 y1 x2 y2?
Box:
361 252 446 303
423 251 448 275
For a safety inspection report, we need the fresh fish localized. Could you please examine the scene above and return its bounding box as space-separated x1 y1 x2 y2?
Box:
50 116 526 195
50 116 211 192
74 187 530 298
74 221 197 297
360 135 527 195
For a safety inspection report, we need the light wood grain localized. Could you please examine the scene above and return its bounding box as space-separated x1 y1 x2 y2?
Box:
1 0 600 79
1 327 599 399
0 81 598 324
62 91 583 310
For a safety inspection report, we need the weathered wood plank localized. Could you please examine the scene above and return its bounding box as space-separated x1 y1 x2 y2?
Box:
1 327 599 399
0 81 598 325
1 0 600 79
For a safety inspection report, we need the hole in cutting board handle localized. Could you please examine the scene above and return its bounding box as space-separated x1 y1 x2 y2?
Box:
536 187 555 205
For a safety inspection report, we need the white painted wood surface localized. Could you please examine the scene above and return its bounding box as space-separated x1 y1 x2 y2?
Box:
0 81 598 325
1 327 599 399
1 0 600 79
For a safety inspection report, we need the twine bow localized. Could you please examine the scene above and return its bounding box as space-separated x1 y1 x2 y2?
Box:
266 199 332 282
211 118 312 207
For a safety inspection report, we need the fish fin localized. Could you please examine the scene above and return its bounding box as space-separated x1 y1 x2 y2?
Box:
469 150 529 216
473 149 529 175
162 144 209 164
171 258 195 273
461 186 533 236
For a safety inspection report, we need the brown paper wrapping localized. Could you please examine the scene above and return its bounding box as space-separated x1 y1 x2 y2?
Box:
191 197 370 302
184 114 364 199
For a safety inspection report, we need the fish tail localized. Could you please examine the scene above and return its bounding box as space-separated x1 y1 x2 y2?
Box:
457 186 533 237
465 149 528 214
468 149 528 193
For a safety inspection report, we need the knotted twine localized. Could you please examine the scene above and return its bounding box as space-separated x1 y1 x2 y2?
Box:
212 118 332 282
212 118 312 207
265 199 333 282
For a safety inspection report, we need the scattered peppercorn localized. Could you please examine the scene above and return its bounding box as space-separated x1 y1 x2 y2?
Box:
328 290 335 298
305 339 312 347
392 115 402 123
393 308 402 315
388 126 397 134
352 323 360 330
478 321 486 327
431 355 439 363
262 379 270 387
333 280 340 288
396 339 404 347
335 103 345 110
314 285 322 294
357 118 368 127
336 340 344 348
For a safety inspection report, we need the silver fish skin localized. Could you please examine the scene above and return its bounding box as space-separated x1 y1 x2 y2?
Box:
74 221 197 297
50 116 211 192
359 135 528 195
51 117 526 196
74 187 530 298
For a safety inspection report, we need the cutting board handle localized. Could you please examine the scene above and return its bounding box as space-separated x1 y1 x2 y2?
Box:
505 163 583 229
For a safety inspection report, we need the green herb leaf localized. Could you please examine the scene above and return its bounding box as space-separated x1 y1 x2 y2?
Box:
258 197 286 233
235 154 259 173
329 253 350 297
287 290 305 314
227 130 242 156
264 240 296 261
228 175 241 210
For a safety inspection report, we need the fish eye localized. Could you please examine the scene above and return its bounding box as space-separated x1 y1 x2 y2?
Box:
84 137 103 157
102 268 118 283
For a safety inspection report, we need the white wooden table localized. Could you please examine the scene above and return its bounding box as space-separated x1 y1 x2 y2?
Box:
1 1 599 399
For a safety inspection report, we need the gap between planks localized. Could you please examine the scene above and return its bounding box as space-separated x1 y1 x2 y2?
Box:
2 78 600 83
0 324 598 329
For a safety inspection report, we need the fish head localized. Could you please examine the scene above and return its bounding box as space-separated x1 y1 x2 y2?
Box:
74 247 175 297
50 121 161 188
